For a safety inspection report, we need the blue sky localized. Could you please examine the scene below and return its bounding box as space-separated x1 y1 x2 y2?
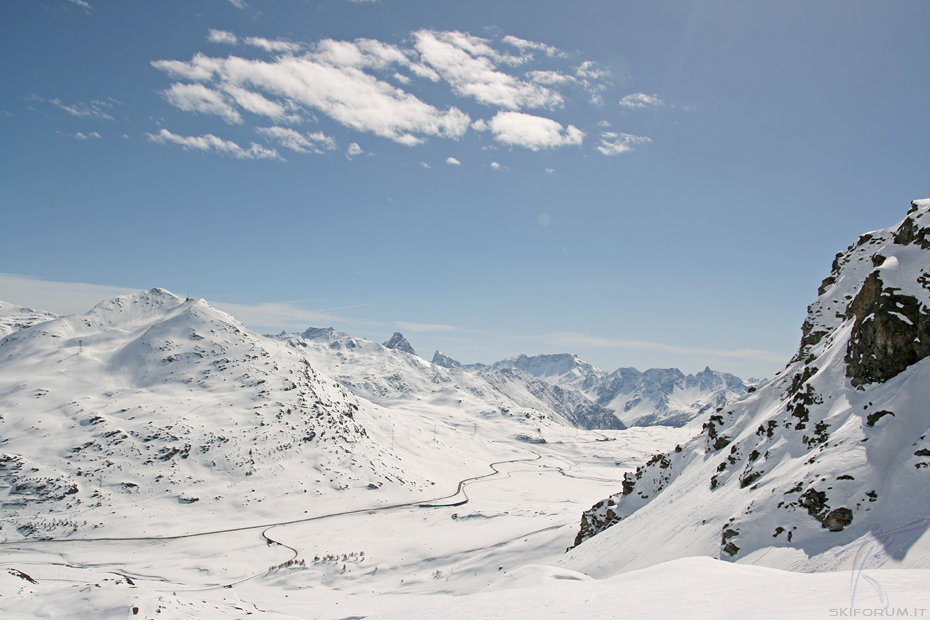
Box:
2 0 928 378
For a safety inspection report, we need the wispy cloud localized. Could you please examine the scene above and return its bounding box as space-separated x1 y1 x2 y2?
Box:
618 92 663 110
0 274 137 316
66 0 93 14
208 29 238 45
536 331 788 363
244 37 302 54
596 132 651 156
474 111 584 151
502 35 565 58
0 273 352 333
147 128 282 160
346 142 363 158
211 301 350 332
49 97 115 120
73 131 101 140
227 0 248 9
413 30 562 110
256 126 336 154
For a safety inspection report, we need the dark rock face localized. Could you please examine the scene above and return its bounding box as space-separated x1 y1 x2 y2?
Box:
893 212 930 249
844 272 930 387
382 332 416 355
571 498 623 549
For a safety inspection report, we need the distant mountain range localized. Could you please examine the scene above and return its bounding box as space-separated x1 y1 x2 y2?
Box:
564 199 930 574
0 280 751 542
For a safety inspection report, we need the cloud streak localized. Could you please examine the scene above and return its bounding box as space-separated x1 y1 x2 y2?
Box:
147 128 282 160
537 331 788 363
596 131 651 156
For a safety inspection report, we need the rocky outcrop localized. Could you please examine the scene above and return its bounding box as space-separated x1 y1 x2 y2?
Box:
565 199 930 569
844 271 930 387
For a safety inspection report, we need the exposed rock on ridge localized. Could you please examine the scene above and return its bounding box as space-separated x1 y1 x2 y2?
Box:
383 332 416 355
564 199 930 573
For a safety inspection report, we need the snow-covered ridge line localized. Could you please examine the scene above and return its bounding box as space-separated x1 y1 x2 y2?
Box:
563 199 930 575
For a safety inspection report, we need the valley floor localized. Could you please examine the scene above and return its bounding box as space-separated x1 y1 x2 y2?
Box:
3 425 929 620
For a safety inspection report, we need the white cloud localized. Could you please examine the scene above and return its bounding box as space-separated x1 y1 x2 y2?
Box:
208 29 238 45
575 61 608 80
227 0 247 9
420 162 431 169
313 38 408 70
66 0 92 13
545 167 555 174
618 92 663 110
502 35 564 58
413 30 562 110
346 142 363 158
152 53 471 145
596 131 651 156
478 111 584 151
0 273 136 316
221 84 296 121
151 31 613 150
73 131 101 140
147 128 282 160
49 98 114 120
162 82 242 124
256 126 335 153
211 301 349 332
244 37 302 54
526 70 574 86
490 161 501 170
446 156 460 165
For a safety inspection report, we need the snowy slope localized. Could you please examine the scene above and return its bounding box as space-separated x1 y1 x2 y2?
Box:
492 353 607 392
563 199 930 576
276 328 625 430
0 301 57 338
0 289 440 541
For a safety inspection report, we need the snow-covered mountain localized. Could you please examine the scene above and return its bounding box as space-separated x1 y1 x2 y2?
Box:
0 289 422 541
491 353 749 428
492 353 607 393
594 365 749 427
0 300 57 338
383 331 416 355
563 199 930 575
275 328 625 431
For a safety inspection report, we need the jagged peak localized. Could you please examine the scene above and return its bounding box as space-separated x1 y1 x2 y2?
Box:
432 350 461 368
383 332 416 355
301 326 342 341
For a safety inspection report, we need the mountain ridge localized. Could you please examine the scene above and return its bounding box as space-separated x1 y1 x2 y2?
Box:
563 199 930 576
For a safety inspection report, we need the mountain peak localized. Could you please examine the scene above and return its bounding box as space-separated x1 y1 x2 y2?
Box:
432 350 461 368
383 332 416 355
